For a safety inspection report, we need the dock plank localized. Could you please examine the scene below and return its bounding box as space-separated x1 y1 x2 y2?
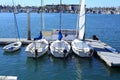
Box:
0 76 17 80
97 51 120 67
0 38 33 45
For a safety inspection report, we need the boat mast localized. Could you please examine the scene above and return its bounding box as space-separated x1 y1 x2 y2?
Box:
40 0 43 33
57 0 63 40
27 10 31 40
12 0 20 41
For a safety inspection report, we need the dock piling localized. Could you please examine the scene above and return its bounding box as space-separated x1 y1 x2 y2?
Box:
27 10 31 40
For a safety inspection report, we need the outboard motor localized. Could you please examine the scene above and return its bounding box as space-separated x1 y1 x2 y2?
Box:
35 49 38 58
92 35 99 40
63 49 67 57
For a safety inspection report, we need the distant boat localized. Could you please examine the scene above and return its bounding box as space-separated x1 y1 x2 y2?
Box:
3 0 22 52
25 0 48 58
3 41 22 52
50 0 71 58
71 0 94 57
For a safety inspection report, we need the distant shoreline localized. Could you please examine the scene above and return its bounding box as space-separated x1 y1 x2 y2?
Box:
0 5 120 14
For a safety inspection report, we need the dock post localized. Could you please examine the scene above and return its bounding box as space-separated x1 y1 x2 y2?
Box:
27 10 31 40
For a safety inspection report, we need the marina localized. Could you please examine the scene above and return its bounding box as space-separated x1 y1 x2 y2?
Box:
0 0 120 80
0 14 120 80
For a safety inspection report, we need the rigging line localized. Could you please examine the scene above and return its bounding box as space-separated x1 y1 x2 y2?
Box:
40 0 42 32
12 0 20 41
42 0 45 30
76 14 79 38
84 6 86 41
76 1 81 38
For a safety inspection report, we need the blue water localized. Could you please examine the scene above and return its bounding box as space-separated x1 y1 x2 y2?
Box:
0 13 77 38
0 13 120 80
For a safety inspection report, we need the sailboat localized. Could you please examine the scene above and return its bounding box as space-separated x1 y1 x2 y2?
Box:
71 0 94 57
25 0 48 58
50 0 71 58
3 0 22 52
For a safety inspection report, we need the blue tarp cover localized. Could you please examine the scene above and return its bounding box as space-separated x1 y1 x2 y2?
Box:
58 31 63 40
34 31 42 40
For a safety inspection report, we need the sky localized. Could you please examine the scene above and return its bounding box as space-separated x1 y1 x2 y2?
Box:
0 0 120 7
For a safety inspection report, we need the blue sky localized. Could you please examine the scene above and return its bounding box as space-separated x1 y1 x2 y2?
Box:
0 0 120 7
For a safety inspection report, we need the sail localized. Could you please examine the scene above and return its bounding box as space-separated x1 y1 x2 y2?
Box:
34 31 42 40
78 0 85 40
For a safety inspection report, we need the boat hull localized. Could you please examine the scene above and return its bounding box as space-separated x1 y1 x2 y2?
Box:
72 39 93 57
50 40 71 58
3 41 22 52
25 39 48 58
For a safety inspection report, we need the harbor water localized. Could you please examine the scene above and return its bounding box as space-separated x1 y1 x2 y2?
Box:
0 13 120 80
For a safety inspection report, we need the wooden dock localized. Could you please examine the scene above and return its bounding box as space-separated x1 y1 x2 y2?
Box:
87 39 120 67
0 76 17 80
0 38 33 45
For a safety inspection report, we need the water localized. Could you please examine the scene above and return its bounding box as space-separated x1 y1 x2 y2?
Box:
0 13 77 38
0 13 120 80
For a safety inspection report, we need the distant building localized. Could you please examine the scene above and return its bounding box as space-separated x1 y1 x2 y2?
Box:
0 4 120 14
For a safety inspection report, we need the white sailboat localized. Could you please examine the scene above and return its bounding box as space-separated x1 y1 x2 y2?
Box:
25 38 48 58
71 0 94 57
3 0 22 52
25 0 48 58
50 0 71 58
